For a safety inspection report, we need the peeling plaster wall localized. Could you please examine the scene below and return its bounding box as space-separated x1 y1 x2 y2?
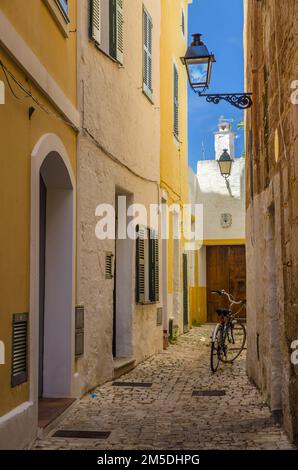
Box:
245 0 298 444
75 0 162 394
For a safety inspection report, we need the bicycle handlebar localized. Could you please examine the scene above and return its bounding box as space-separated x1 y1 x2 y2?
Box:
211 289 245 306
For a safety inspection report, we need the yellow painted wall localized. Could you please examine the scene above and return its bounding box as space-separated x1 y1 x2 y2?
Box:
160 0 191 330
190 251 207 325
160 0 189 206
0 2 77 417
0 0 77 105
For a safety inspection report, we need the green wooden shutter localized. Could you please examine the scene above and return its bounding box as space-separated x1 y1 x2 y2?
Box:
173 64 179 137
149 230 159 303
116 0 124 64
183 254 189 331
90 0 101 44
155 235 159 302
181 9 185 36
109 0 117 59
136 225 146 303
143 8 153 98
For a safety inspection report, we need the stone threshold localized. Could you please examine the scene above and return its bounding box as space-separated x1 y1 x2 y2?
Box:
113 357 135 379
37 398 78 440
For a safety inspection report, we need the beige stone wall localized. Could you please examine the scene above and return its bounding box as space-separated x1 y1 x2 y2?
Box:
76 0 162 394
245 0 298 443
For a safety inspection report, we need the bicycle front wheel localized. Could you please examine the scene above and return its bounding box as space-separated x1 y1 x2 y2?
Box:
221 322 246 363
210 328 221 372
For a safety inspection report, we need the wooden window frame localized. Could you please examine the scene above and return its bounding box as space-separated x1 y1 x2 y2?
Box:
57 0 69 17
43 0 70 38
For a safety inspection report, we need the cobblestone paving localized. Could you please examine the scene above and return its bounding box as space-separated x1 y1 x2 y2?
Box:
32 326 295 450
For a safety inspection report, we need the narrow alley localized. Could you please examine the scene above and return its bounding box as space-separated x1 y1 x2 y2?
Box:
32 326 294 451
1 0 298 457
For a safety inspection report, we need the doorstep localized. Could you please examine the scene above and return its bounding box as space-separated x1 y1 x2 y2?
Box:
37 398 77 439
113 357 135 379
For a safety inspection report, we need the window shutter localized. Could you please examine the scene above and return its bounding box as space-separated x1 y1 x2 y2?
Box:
109 0 117 58
173 64 179 137
181 9 185 36
149 230 159 303
143 8 153 97
136 225 146 303
116 0 124 64
154 235 159 302
90 0 101 45
183 254 189 328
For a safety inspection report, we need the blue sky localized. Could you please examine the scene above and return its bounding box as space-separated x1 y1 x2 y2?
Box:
187 0 245 169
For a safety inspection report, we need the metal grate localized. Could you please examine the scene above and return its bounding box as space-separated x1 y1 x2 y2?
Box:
105 252 114 279
53 430 111 439
113 382 152 388
75 306 84 357
11 313 28 387
192 390 226 397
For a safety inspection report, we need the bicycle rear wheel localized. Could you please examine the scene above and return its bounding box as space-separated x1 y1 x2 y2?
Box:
221 322 246 363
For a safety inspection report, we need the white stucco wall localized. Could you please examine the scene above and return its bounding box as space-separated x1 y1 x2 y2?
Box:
76 0 162 394
194 158 246 241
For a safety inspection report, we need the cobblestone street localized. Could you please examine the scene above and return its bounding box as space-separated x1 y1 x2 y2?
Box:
32 326 295 450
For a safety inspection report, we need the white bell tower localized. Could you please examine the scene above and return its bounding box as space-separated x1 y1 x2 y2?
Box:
214 116 235 161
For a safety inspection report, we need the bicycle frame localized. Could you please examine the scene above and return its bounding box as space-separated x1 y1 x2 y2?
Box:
210 290 246 370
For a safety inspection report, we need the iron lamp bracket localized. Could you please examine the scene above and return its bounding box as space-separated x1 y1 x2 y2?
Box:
195 91 253 109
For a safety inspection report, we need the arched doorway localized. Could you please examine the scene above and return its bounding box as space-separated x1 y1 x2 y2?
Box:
30 135 76 421
39 152 74 398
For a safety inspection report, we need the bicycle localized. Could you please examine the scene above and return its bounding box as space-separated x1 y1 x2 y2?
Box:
210 289 247 373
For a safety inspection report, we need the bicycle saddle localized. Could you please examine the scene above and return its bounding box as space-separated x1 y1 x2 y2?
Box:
216 308 230 317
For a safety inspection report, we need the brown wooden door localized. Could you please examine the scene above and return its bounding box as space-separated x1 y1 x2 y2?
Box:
206 245 246 322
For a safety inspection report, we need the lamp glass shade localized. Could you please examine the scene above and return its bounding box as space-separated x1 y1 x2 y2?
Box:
218 149 233 177
187 60 208 87
181 34 215 89
218 160 232 177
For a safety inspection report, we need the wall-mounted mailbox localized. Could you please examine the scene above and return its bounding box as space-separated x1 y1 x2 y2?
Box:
157 307 163 326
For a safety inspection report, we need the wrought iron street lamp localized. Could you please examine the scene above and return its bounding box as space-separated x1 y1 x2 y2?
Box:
218 149 233 179
181 33 215 90
181 34 253 110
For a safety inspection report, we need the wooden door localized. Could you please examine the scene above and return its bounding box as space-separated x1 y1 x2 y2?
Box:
206 245 246 323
